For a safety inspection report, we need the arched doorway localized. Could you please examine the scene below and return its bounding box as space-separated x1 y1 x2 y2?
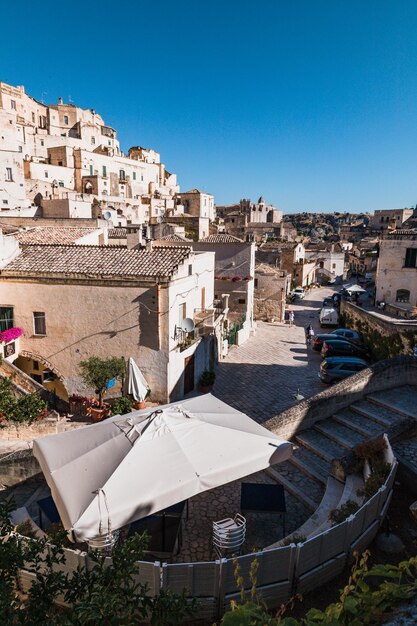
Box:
14 351 69 403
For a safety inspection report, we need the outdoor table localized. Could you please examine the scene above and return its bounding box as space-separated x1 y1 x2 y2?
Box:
37 495 60 529
240 482 286 537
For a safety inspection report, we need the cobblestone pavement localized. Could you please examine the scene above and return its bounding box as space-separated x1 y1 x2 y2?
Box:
213 286 336 423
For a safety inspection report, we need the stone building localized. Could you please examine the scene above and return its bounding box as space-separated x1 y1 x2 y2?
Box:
194 234 256 346
0 81 182 227
179 189 215 222
217 197 282 242
375 229 417 316
254 264 290 322
0 238 218 402
369 208 413 231
305 243 346 284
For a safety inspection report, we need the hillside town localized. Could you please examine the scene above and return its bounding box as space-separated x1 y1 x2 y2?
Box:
1 80 417 624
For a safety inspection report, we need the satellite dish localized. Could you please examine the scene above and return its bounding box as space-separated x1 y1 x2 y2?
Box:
102 211 112 220
181 318 195 333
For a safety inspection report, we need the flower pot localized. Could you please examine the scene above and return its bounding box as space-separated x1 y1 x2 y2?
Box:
90 407 106 423
133 400 146 410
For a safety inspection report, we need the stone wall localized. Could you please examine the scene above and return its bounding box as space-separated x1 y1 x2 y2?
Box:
0 415 82 442
265 357 417 441
340 301 417 359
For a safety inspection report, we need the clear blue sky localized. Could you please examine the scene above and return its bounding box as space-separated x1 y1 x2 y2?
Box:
1 0 417 213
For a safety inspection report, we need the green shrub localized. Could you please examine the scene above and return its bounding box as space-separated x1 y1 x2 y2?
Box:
200 370 216 386
357 463 391 499
329 500 360 526
111 396 133 416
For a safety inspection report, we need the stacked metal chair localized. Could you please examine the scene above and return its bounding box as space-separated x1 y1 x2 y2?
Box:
212 513 246 558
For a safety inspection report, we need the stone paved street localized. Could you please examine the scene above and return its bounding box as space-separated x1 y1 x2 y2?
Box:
213 286 336 423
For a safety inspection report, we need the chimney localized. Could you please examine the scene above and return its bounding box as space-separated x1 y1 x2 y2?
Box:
58 97 63 105
126 226 143 250
146 239 153 252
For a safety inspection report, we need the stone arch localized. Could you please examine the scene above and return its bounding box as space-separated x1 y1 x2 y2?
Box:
14 351 69 402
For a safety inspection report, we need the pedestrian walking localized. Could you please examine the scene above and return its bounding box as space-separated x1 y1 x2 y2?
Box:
288 310 294 328
308 326 315 345
305 323 313 344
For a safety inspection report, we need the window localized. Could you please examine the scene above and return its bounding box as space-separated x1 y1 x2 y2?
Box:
31 112 35 123
32 360 39 371
404 248 417 268
91 136 96 145
141 174 144 182
18 145 22 152
0 307 13 332
188 264 192 276
238 298 246 304
39 115 47 129
254 278 258 288
179 303 186 323
40 140 44 146
64 115 69 125
2 200 9 205
332 263 336 269
396 289 410 303
133 172 136 180
119 169 126 180
58 181 64 187
5 167 12 181
108 140 111 146
89 165 93 176
33 312 46 335
11 100 16 110
102 165 107 177
44 171 48 178
58 161 63 166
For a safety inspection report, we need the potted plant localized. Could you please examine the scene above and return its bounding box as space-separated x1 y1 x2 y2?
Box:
111 396 133 416
199 370 216 393
133 389 151 410
79 356 126 422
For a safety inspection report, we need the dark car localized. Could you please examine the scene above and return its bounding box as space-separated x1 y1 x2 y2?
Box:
312 329 364 351
330 328 363 343
321 339 371 360
322 297 334 307
319 357 369 383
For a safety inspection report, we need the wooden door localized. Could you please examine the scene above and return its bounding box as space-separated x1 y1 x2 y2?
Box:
184 355 195 395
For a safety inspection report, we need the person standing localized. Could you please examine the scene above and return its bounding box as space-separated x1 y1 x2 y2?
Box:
288 310 294 328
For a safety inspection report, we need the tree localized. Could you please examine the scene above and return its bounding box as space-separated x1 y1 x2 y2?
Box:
79 357 126 408
0 499 195 625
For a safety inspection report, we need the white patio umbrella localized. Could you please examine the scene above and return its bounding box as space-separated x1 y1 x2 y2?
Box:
346 284 366 293
33 394 292 543
127 357 149 402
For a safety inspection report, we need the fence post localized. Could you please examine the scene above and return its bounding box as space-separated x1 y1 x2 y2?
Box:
215 558 226 621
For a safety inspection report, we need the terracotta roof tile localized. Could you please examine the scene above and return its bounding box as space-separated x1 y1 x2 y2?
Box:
2 244 191 279
201 234 244 243
14 227 99 245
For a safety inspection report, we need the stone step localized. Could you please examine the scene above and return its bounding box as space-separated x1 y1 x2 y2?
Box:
366 386 417 419
266 466 319 512
291 446 331 485
314 419 366 449
333 409 383 438
295 430 346 464
350 399 403 427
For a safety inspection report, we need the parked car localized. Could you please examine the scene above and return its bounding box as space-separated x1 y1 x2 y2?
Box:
319 307 339 327
293 287 305 300
330 328 364 344
312 329 363 351
319 357 369 383
321 339 371 360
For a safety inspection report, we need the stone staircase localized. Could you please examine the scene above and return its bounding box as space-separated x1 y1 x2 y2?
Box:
268 385 417 513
